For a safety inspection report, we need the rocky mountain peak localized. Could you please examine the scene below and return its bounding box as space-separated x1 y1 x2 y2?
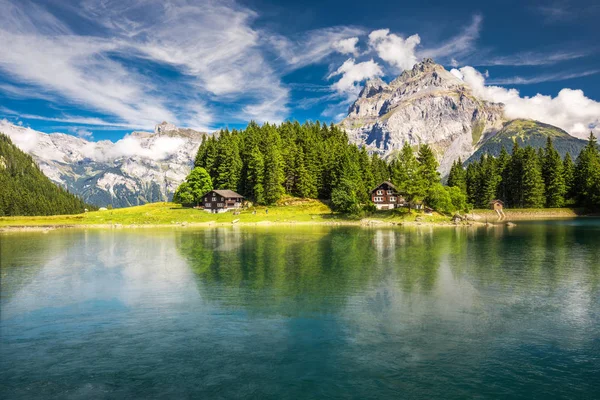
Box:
340 58 506 175
155 121 178 134
358 77 389 99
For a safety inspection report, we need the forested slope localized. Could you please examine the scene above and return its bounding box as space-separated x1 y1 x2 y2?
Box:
0 133 93 216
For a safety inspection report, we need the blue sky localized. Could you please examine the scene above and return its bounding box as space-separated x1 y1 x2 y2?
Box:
0 0 599 141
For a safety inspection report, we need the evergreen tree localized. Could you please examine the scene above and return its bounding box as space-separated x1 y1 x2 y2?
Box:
447 158 466 194
262 125 285 205
507 141 524 207
521 146 545 208
393 143 425 209
563 152 575 201
495 146 511 202
542 137 566 207
465 162 478 206
574 132 600 208
215 131 242 191
0 133 93 216
476 153 502 208
417 144 440 190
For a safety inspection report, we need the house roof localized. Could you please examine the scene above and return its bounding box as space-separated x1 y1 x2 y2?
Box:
211 189 244 198
489 199 504 204
373 181 398 191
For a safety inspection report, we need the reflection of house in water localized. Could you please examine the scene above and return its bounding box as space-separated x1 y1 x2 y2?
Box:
372 230 402 260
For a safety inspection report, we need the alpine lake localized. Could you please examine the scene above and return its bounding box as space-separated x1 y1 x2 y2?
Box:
1 220 599 399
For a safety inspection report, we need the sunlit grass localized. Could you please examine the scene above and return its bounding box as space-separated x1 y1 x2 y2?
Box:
0 197 585 228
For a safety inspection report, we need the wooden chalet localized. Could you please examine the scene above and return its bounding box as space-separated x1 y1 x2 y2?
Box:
371 182 406 210
203 190 244 213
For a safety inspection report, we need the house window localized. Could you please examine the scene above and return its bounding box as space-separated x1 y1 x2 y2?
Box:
390 196 396 202
387 190 393 195
205 203 210 208
377 190 383 195
217 203 224 207
374 196 383 202
204 197 208 201
212 197 216 201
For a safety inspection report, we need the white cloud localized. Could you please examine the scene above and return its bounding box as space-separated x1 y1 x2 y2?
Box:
268 27 365 69
0 119 189 162
479 50 590 66
420 14 482 61
487 70 600 85
368 29 421 72
333 37 360 56
456 66 600 138
328 59 383 98
3 0 369 128
71 128 94 139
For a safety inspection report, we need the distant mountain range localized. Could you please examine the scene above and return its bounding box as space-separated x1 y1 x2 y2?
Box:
0 121 204 208
339 58 587 174
0 133 91 216
466 119 586 164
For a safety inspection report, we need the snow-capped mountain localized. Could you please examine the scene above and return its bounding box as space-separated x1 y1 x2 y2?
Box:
0 120 205 207
339 58 506 174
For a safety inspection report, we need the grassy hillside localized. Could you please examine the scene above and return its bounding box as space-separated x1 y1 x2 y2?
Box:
0 133 93 216
0 198 451 227
467 119 586 163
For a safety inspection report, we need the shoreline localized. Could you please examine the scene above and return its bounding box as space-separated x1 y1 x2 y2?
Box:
0 211 592 233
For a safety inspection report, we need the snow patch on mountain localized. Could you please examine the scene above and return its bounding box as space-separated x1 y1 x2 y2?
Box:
0 119 205 207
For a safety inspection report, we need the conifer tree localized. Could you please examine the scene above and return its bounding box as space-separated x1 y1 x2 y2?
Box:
262 125 285 205
417 144 440 190
215 132 242 191
542 137 566 207
476 153 502 208
465 162 478 206
507 141 524 207
394 143 425 209
495 146 511 202
563 152 575 201
521 146 545 208
574 132 600 207
447 158 467 194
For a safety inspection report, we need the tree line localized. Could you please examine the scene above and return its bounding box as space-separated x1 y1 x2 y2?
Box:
447 133 600 209
183 120 466 215
0 133 93 216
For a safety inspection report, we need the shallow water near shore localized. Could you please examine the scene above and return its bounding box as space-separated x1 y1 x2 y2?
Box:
1 221 600 399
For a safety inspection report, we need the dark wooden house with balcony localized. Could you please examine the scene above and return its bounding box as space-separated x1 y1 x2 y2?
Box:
371 182 406 210
202 190 244 213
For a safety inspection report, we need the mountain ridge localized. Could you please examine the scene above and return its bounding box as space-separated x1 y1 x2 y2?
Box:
0 120 206 208
340 58 506 174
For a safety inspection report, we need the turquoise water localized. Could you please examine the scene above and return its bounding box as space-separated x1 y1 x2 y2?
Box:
1 222 599 399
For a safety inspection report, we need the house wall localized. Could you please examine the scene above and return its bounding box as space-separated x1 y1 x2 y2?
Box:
202 192 243 213
371 183 405 209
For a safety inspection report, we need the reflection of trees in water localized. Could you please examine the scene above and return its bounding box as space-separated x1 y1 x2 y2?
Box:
176 227 395 314
0 232 80 302
176 223 600 316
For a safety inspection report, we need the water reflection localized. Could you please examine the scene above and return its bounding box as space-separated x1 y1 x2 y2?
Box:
0 222 599 399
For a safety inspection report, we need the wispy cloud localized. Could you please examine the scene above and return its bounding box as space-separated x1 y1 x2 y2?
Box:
477 49 591 66
487 69 600 85
420 14 483 62
0 0 367 129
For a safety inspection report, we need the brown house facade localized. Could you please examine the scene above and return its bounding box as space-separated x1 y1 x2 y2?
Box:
371 182 406 210
203 190 244 213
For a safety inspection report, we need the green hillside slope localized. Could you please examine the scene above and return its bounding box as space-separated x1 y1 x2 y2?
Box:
467 119 586 163
0 133 93 216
